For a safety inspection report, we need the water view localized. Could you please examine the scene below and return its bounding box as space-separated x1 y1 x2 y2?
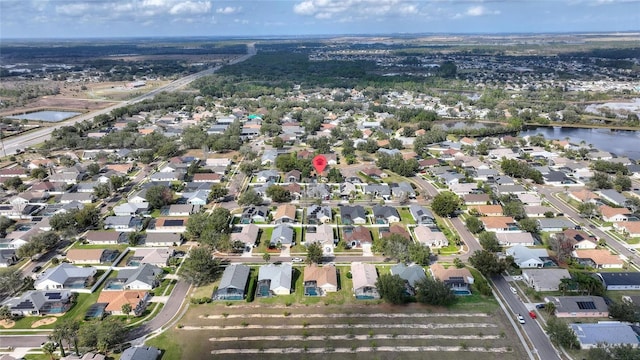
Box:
7 110 81 122
520 126 640 160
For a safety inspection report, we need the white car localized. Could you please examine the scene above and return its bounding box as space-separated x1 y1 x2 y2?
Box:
517 314 525 324
291 257 304 263
510 286 517 294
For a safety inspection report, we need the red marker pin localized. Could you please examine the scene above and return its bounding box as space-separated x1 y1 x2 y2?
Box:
312 154 327 174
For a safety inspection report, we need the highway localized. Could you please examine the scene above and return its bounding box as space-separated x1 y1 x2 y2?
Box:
0 43 256 157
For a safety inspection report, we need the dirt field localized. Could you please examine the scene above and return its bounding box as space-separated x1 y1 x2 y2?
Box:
149 302 527 360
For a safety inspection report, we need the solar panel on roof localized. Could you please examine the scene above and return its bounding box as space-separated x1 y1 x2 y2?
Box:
576 301 597 310
163 219 184 227
14 301 34 309
45 292 61 299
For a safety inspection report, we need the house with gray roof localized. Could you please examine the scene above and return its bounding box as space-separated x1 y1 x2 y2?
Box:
104 216 142 232
409 204 435 225
537 218 576 232
597 189 628 207
144 232 182 247
114 264 163 291
306 183 331 200
505 245 550 268
437 172 464 186
522 268 571 291
120 346 161 360
0 249 18 267
372 205 400 224
363 184 391 200
34 263 97 291
241 206 269 223
306 205 332 224
261 149 278 165
60 192 95 204
493 184 527 196
231 224 260 248
390 263 426 295
256 170 279 183
270 224 294 247
213 264 250 300
391 182 415 199
113 202 148 217
257 263 292 296
340 205 367 225
571 322 640 349
3 290 73 316
351 262 380 299
546 296 609 318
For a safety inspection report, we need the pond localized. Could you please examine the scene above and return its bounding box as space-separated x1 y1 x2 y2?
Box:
7 110 81 122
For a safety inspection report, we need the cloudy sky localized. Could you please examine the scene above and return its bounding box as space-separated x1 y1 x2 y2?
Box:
1 0 638 39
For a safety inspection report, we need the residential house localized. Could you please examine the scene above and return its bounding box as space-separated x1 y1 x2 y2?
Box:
183 190 209 206
546 296 609 318
469 205 504 217
0 249 18 267
495 232 536 247
261 149 278 166
303 264 338 296
343 226 373 249
340 205 367 225
257 263 292 297
492 184 527 197
390 263 426 295
305 223 335 255
569 189 600 204
409 205 435 225
537 218 575 232
351 263 380 299
505 245 550 268
306 183 331 200
84 231 126 245
114 264 163 291
231 224 260 248
113 203 148 217
571 322 640 350
391 182 415 199
572 249 624 269
213 264 250 300
241 206 269 223
256 170 279 183
413 225 448 248
597 189 627 207
34 263 97 291
192 173 223 183
524 205 555 218
167 204 200 217
473 168 499 181
273 204 297 224
429 263 474 295
306 205 332 224
339 182 358 199
613 222 640 238
597 272 640 291
148 218 188 233
522 269 571 291
380 224 411 241
480 216 518 232
463 193 491 205
130 248 173 267
3 290 73 316
104 216 142 232
284 170 301 183
561 229 598 249
449 183 478 196
363 184 391 200
372 205 400 224
361 167 387 179
60 192 94 204
270 224 294 247
97 290 149 316
128 190 149 204
600 205 632 222
65 249 107 264
144 233 182 247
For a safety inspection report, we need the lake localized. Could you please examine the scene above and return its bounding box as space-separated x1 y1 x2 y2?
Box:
7 110 81 122
520 126 640 160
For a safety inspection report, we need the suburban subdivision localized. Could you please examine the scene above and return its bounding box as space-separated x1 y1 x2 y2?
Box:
0 34 639 360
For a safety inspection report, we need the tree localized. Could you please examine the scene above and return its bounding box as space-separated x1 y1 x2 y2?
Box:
545 317 579 350
0 305 12 321
327 168 344 183
614 173 632 192
409 243 431 266
93 183 111 199
469 250 509 276
271 136 285 149
518 218 539 234
306 242 323 264
453 258 465 268
0 216 14 238
262 252 271 263
415 277 456 306
121 303 132 316
431 191 460 217
503 200 526 220
608 301 640 323
185 212 209 241
376 274 408 304
109 175 127 191
4 176 23 190
180 247 222 286
266 185 291 203
42 341 57 360
465 216 484 234
375 233 410 263
237 188 263 206
31 167 48 180
549 233 573 263
586 344 640 360
478 231 501 252
145 185 174 210
209 208 232 234
50 322 68 357
208 184 228 202
87 163 101 176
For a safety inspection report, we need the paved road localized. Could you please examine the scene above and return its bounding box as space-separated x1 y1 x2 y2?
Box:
448 216 482 259
492 276 561 360
0 44 256 157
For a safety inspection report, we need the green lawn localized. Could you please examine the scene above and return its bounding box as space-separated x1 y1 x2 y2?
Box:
146 331 182 360
398 208 415 224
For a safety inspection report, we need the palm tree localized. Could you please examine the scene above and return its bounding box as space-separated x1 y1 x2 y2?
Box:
42 341 57 360
50 324 67 357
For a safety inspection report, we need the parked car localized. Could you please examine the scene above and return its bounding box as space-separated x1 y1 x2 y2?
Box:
291 257 304 263
32 265 42 273
517 314 525 324
535 303 545 309
529 311 537 319
510 286 517 294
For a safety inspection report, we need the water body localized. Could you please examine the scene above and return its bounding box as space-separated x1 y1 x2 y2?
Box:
519 126 640 160
7 110 81 122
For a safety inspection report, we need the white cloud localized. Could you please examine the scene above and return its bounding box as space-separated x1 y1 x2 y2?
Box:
169 1 211 15
293 0 418 20
216 6 242 14
453 5 500 19
55 2 91 16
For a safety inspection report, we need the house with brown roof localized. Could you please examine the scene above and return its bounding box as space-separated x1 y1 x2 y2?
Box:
380 224 411 240
413 225 448 248
96 290 150 316
561 229 598 250
430 263 474 295
614 222 640 238
65 249 107 264
343 226 373 249
361 167 387 179
469 205 504 216
273 204 297 224
192 173 223 183
599 205 632 222
84 231 126 245
148 217 188 233
572 249 624 269
231 224 260 248
303 264 338 296
480 216 518 232
104 163 133 174
463 193 491 205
